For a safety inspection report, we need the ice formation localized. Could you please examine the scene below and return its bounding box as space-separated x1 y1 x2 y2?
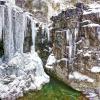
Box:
0 1 49 100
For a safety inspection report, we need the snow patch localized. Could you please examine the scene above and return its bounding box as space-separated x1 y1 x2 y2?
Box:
86 92 97 98
90 66 100 73
46 53 56 69
83 2 100 15
69 71 94 83
83 23 100 27
83 52 91 57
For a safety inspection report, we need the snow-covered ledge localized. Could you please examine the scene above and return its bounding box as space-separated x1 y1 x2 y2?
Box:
69 71 94 83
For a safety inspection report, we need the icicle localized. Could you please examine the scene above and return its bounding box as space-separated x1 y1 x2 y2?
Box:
66 28 78 63
73 28 78 57
66 29 72 60
31 18 36 52
69 30 73 62
14 10 25 54
22 13 26 52
45 24 50 41
3 5 14 61
74 28 78 41
0 5 4 41
97 27 100 40
66 29 70 42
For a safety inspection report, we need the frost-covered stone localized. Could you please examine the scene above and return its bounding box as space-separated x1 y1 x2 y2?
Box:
69 71 94 82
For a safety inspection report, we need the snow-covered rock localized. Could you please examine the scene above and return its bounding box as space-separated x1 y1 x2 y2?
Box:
69 71 94 83
45 53 56 69
90 66 100 73
83 23 100 27
83 2 100 15
83 51 91 57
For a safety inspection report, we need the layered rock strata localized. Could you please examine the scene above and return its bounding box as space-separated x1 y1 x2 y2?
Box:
46 2 100 100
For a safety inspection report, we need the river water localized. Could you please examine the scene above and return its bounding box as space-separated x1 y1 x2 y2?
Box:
18 78 87 100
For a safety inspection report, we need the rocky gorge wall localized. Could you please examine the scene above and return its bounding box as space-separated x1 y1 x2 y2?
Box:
46 2 100 100
0 0 100 100
15 0 98 23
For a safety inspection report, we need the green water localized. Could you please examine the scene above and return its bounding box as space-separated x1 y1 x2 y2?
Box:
18 78 83 100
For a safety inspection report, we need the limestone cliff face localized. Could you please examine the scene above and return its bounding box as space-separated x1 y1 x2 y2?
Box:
46 2 100 100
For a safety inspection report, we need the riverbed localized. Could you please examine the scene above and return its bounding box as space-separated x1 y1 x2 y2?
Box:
18 78 87 100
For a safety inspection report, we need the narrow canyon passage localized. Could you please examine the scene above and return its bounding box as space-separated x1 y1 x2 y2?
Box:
0 0 100 100
18 77 87 100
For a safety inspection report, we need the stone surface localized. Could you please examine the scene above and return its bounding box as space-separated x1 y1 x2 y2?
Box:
46 2 100 99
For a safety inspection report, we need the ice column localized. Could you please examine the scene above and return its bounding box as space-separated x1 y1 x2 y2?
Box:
66 28 78 63
3 5 14 61
31 18 36 52
0 5 4 41
45 24 50 41
66 29 72 62
14 11 25 54
73 28 78 58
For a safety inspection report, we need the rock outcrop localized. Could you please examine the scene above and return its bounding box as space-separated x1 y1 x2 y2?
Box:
16 0 94 23
46 2 100 100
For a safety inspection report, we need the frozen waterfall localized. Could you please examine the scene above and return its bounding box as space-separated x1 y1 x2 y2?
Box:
31 17 36 52
66 28 78 63
0 1 49 100
3 4 15 61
